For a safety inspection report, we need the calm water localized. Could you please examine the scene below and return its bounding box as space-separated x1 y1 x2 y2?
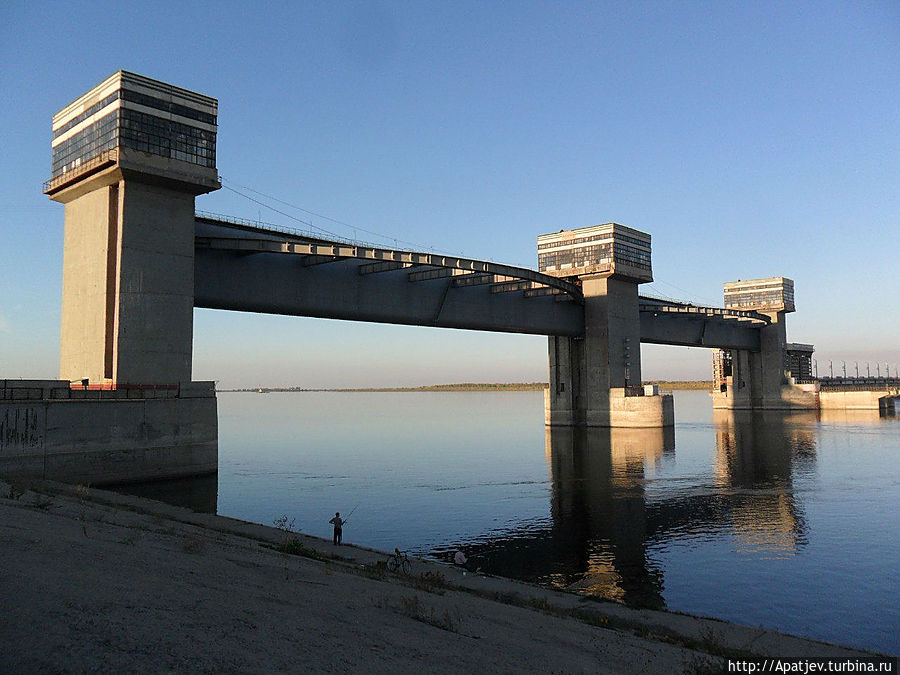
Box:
129 390 900 653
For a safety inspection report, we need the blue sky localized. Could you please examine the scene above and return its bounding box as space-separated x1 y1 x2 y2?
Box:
1 1 898 387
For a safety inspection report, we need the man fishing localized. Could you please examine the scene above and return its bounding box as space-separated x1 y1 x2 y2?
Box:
329 512 345 545
329 504 358 546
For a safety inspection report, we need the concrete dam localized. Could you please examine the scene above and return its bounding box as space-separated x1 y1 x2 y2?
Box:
3 70 897 485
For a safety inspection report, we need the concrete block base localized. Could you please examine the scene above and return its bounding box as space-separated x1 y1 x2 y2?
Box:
0 380 217 486
545 388 674 428
819 389 900 412
606 390 675 428
711 384 819 411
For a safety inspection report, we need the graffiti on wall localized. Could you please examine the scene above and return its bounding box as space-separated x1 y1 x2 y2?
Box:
0 405 46 453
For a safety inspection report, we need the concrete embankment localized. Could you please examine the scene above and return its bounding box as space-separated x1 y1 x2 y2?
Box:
0 380 217 485
0 479 875 673
819 388 899 412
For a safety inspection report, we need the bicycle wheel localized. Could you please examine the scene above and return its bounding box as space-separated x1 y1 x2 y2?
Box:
387 556 400 573
400 558 411 575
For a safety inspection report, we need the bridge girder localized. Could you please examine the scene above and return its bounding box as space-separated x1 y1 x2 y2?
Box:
194 248 585 336
194 217 765 350
639 312 761 351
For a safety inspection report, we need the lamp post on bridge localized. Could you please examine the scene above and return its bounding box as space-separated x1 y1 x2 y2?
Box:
855 362 859 379
841 361 846 379
829 361 833 379
867 363 871 378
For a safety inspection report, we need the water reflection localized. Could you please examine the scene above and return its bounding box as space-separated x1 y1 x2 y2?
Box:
96 391 898 653
447 412 821 608
440 426 673 608
108 473 219 513
818 407 899 425
548 426 674 608
712 410 815 555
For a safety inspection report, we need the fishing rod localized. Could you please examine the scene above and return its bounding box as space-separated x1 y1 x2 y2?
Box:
342 503 361 524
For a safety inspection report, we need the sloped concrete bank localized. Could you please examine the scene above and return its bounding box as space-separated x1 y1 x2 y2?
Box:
0 478 875 673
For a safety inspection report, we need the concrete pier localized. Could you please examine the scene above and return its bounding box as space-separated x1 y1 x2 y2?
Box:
710 278 821 412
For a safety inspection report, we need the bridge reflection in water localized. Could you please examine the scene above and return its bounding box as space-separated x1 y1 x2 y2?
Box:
439 412 817 609
106 404 846 611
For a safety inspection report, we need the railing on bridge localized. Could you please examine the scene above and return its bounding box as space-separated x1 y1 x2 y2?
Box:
195 212 585 301
814 377 900 391
196 210 364 248
638 297 771 324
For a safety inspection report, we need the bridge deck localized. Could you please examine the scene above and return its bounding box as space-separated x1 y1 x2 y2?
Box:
193 215 764 349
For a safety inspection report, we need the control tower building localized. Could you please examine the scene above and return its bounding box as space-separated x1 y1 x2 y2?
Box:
21 71 222 486
712 277 817 410
45 71 220 386
538 224 673 428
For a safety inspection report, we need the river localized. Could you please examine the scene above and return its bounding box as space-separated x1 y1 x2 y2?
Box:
119 389 900 653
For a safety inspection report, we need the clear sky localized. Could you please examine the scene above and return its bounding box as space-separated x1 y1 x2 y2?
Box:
1 1 898 388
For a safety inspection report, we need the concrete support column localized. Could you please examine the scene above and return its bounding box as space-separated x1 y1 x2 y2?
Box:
58 183 120 384
747 310 788 408
546 335 584 425
546 276 673 428
715 277 812 411
57 178 196 386
581 275 642 427
47 71 219 389
718 312 788 410
43 72 221 484
722 349 753 408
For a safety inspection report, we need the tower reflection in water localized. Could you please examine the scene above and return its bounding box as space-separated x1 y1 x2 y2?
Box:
450 412 816 610
547 426 674 609
713 410 816 555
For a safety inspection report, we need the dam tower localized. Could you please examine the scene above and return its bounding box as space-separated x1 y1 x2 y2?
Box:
9 71 221 485
711 277 817 410
539 224 674 428
44 71 220 386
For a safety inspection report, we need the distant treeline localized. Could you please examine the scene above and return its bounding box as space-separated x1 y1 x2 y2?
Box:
646 380 714 390
220 381 713 393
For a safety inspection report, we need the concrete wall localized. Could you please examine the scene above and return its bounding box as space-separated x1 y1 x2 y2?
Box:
711 382 818 410
0 380 217 486
819 389 900 411
711 381 900 413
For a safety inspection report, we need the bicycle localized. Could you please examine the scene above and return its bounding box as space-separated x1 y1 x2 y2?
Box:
386 548 411 575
